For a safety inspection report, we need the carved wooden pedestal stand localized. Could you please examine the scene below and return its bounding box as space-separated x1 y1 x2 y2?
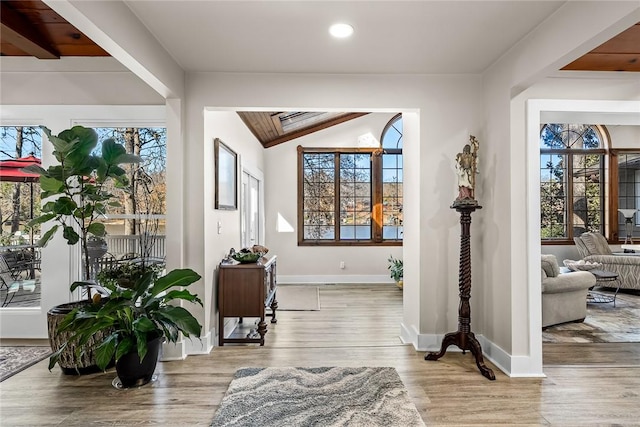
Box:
425 203 495 381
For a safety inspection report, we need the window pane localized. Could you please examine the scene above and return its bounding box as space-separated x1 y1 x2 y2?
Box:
304 225 334 240
383 225 403 239
618 153 640 241
383 154 402 169
572 153 603 235
339 152 371 238
382 116 403 150
540 147 568 239
340 225 371 240
381 117 403 243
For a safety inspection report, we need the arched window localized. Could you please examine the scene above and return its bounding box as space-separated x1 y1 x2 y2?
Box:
540 124 607 241
381 114 403 240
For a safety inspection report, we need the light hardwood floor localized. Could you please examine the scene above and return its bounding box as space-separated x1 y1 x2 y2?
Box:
2 283 640 426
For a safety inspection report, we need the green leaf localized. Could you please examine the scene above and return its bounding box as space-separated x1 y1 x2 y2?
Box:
39 175 65 194
48 343 67 371
150 269 201 298
70 280 96 293
87 222 106 237
133 317 157 333
115 337 135 361
95 335 117 371
59 126 98 160
21 164 47 176
27 213 56 228
135 334 149 361
161 289 203 305
37 225 59 247
101 139 127 164
62 226 79 245
156 306 202 338
54 197 77 215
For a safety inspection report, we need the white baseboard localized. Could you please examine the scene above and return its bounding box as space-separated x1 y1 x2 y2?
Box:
160 340 185 361
409 332 543 378
278 275 392 284
161 328 215 360
186 329 214 355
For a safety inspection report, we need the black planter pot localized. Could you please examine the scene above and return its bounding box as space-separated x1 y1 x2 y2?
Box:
47 301 114 375
115 335 163 388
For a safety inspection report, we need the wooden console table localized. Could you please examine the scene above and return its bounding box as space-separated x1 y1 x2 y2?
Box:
218 255 278 346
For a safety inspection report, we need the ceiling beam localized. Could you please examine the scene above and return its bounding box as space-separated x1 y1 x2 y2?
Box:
0 2 59 59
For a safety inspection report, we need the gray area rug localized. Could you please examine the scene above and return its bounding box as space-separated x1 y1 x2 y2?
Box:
543 290 640 343
0 346 51 382
276 286 320 311
211 367 425 427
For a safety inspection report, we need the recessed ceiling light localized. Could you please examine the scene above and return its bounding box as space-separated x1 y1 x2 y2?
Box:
329 23 354 39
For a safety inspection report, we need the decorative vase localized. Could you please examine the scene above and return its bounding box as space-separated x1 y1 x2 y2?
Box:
115 335 162 388
396 279 403 289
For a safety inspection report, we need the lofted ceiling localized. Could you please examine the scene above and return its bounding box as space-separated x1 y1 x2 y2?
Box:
1 1 638 146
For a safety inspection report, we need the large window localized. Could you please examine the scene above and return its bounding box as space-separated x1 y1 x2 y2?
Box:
298 115 403 246
540 124 606 242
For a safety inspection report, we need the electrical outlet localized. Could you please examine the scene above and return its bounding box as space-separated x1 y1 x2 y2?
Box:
340 261 345 269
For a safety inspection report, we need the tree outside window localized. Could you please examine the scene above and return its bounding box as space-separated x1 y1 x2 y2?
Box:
0 126 42 244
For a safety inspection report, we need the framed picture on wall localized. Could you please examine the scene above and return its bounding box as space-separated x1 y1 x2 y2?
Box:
214 138 238 210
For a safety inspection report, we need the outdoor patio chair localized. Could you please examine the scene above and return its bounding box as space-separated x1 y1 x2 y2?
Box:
0 254 36 307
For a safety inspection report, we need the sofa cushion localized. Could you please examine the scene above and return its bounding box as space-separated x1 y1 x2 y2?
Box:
580 232 612 255
541 254 560 278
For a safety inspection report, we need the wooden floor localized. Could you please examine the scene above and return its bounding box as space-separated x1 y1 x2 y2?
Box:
2 283 640 426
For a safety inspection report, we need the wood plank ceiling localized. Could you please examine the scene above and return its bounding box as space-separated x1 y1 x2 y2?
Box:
1 1 638 147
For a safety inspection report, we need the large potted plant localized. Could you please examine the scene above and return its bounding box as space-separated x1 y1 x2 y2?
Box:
25 125 141 373
49 268 203 388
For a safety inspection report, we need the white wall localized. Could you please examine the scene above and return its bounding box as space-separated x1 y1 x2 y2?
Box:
0 57 164 105
185 72 483 354
264 112 402 283
608 125 640 149
199 110 265 350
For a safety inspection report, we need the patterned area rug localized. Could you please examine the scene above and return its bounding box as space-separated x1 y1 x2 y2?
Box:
210 367 425 427
543 290 640 343
0 346 51 382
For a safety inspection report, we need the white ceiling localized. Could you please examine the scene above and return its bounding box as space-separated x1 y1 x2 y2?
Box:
124 1 564 74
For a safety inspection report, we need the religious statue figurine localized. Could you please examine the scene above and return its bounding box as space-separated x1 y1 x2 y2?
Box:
454 135 479 206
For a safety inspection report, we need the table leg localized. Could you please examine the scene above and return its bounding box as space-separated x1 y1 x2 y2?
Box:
257 318 267 346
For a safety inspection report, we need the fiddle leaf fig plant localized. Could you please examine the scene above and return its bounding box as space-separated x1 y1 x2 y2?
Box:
24 126 141 300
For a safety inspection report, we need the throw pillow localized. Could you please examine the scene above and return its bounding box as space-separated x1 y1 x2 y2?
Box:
541 254 560 278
